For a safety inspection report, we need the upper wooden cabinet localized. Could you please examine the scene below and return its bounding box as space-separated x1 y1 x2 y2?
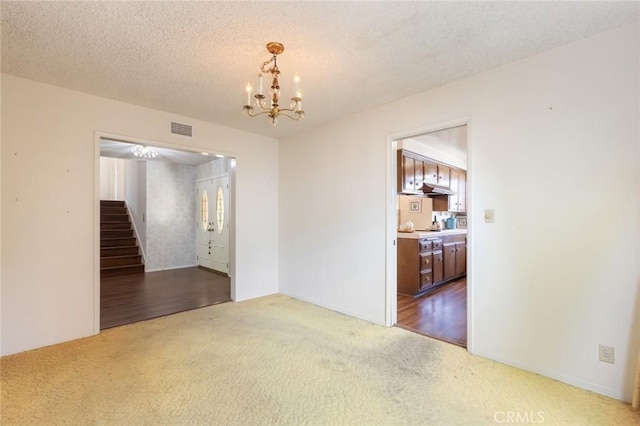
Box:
433 170 466 213
398 150 426 194
399 150 467 213
423 160 438 185
448 169 467 212
402 154 416 193
437 164 450 188
423 159 450 188
456 171 467 212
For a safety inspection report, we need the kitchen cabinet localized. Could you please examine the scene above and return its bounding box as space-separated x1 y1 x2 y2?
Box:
443 242 457 281
455 242 466 276
431 240 444 285
415 159 424 193
398 150 425 194
423 160 438 185
397 233 466 296
449 169 460 211
432 169 466 213
437 164 451 188
423 159 450 188
398 238 435 295
398 150 466 213
442 236 466 282
456 171 466 212
448 169 466 212
400 152 415 193
419 252 433 292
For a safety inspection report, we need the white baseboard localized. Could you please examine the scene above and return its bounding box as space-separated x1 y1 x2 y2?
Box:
145 263 197 273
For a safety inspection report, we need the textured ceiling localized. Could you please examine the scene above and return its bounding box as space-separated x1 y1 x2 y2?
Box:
2 2 639 139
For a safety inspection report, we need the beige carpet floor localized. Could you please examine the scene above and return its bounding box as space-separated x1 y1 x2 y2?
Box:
2 294 639 425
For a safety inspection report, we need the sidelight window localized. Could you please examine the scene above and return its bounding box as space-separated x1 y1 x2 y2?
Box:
201 190 209 232
216 186 224 234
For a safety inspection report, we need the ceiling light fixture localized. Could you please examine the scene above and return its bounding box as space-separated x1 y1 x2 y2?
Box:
243 42 304 126
131 145 158 159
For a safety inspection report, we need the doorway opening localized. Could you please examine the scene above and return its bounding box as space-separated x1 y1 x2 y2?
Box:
387 120 470 348
96 135 236 329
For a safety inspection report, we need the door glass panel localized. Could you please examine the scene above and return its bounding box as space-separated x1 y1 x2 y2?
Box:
201 190 209 232
216 186 224 234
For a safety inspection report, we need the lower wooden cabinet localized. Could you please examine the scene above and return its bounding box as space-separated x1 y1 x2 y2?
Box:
455 242 466 277
420 270 433 291
397 233 466 296
443 242 457 281
432 250 443 285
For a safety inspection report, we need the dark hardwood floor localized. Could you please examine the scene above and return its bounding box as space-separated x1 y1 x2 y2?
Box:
100 266 231 329
397 278 467 347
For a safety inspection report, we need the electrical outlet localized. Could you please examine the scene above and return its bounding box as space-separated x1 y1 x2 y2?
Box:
599 344 614 364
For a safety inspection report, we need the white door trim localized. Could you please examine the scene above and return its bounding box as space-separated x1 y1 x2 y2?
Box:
196 173 228 182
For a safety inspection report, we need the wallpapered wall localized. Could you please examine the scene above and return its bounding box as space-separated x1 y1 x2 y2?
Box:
146 161 197 271
197 157 230 180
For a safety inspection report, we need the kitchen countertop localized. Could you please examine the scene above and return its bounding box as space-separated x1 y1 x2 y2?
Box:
397 228 467 239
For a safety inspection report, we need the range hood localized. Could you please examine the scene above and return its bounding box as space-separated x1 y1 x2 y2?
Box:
421 183 456 196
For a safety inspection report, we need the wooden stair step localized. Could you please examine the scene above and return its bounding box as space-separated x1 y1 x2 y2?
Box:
101 222 132 230
101 229 134 238
101 246 139 257
100 213 130 222
101 207 127 215
100 200 125 207
101 254 142 268
101 237 137 248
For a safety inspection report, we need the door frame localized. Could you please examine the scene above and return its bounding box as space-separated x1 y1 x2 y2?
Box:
93 131 237 334
385 116 473 351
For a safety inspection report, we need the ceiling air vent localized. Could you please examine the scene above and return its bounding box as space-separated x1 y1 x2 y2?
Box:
170 121 193 137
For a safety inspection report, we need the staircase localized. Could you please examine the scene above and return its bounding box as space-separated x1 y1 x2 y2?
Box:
100 200 144 277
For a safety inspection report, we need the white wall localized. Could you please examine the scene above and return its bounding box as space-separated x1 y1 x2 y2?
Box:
146 161 197 271
99 157 124 200
123 159 146 257
279 23 640 401
1 75 279 356
99 157 111 199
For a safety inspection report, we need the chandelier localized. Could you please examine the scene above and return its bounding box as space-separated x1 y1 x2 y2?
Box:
131 145 158 159
243 42 305 126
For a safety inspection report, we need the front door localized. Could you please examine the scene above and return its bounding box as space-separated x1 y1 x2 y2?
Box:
196 175 229 274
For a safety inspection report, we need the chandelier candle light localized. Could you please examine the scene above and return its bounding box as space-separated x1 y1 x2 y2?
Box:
243 42 305 126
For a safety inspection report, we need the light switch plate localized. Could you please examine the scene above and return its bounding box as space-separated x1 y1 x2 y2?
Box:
484 209 495 223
